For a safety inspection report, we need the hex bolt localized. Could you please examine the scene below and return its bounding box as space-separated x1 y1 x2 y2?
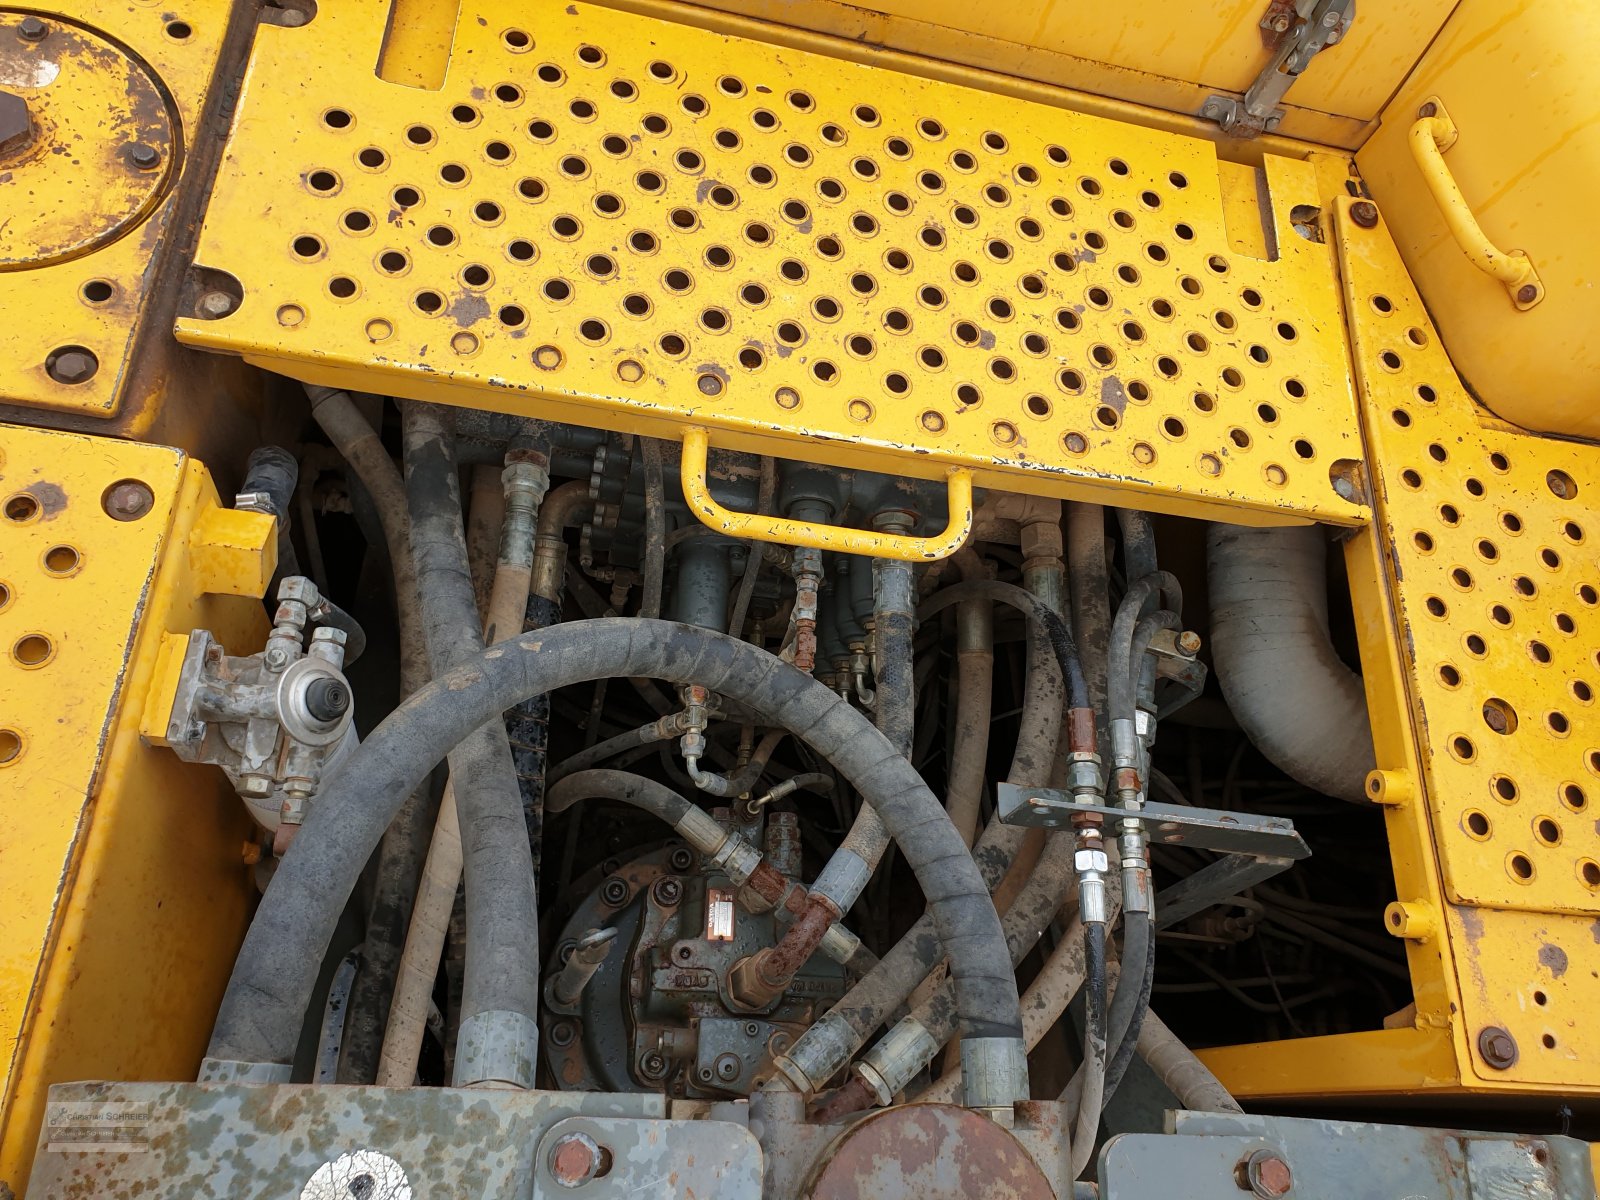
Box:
263 645 291 671
714 1053 741 1082
1176 630 1203 656
668 846 695 872
103 479 155 521
46 348 98 385
600 876 631 907
1238 1150 1293 1199
548 1132 605 1188
0 90 33 155
1517 284 1539 305
198 290 237 318
127 142 161 170
1478 1025 1518 1069
17 16 47 40
1349 200 1380 228
1418 101 1438 119
652 876 683 907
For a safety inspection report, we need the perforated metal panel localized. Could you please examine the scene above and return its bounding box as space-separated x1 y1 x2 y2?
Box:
177 0 1368 526
1339 201 1600 917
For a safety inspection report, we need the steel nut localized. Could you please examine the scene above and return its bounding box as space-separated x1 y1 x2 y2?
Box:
1238 1150 1293 1199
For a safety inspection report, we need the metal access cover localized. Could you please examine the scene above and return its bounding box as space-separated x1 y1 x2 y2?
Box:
1337 201 1600 918
0 3 236 419
179 0 1368 526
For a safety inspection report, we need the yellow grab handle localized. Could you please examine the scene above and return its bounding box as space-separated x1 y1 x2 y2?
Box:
1408 104 1543 310
678 428 975 561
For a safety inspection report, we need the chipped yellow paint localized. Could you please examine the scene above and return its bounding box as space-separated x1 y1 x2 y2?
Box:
0 2 241 422
0 425 269 1196
178 0 1368 528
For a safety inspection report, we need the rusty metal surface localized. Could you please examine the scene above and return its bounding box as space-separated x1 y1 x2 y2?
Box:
804 1104 1055 1200
25 1082 694 1199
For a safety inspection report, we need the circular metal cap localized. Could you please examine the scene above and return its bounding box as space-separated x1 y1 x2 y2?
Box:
806 1104 1053 1200
303 676 351 722
0 13 177 266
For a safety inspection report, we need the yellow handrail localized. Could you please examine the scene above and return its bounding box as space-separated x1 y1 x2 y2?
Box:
1408 107 1543 309
678 428 975 561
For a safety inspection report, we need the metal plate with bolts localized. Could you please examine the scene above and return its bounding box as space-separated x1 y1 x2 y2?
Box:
1101 1110 1595 1200
25 1082 761 1199
0 3 239 420
178 0 1369 527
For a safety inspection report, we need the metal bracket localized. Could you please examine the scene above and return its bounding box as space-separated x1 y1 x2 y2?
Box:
996 785 1309 925
1203 0 1355 136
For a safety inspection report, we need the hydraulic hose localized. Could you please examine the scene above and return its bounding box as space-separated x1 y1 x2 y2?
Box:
205 618 1028 1106
400 403 540 1088
919 579 1089 711
1207 524 1376 803
945 549 994 847
1068 503 1113 764
1073 920 1109 1178
638 438 667 619
1060 910 1151 1113
689 728 787 797
774 575 1066 1096
306 388 432 1085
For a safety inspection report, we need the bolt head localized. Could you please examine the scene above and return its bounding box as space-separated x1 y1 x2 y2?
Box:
1203 101 1220 117
17 16 47 40
1271 15 1290 30
199 289 236 317
103 479 155 520
47 348 98 384
238 774 274 799
1349 200 1380 228
1418 101 1438 119
652 876 683 906
1241 1151 1293 1198
1478 1025 1518 1069
0 90 33 155
1176 630 1203 655
1517 283 1539 305
549 1132 604 1188
263 646 291 670
127 142 160 169
548 1019 577 1049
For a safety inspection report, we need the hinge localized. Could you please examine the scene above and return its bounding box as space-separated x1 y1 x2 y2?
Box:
1203 0 1355 136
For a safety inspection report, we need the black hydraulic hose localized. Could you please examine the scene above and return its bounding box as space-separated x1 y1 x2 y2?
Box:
1073 920 1110 1177
1116 509 1159 618
1103 919 1156 1103
547 717 676 785
727 457 776 640
1067 502 1113 765
1108 572 1183 727
401 404 540 1079
242 443 369 665
919 578 1089 710
787 611 1062 1070
547 769 695 827
206 618 1025 1073
638 438 666 619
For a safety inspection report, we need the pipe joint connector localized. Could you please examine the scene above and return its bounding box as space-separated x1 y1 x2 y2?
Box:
810 848 872 913
772 1012 854 1095
959 1036 1029 1121
454 1009 540 1089
855 1016 939 1105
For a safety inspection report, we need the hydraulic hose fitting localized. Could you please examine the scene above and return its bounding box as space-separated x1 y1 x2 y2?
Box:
853 1016 940 1105
551 927 617 1007
1073 821 1110 927
678 683 711 777
790 546 822 673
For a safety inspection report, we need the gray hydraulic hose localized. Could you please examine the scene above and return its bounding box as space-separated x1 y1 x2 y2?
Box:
204 618 1028 1106
547 769 700 830
1206 524 1375 804
402 403 540 1087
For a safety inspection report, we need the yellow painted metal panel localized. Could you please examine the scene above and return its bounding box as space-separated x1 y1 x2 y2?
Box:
1333 195 1600 1092
1355 0 1600 441
0 426 270 1197
178 0 1369 530
640 0 1455 147
0 2 241 424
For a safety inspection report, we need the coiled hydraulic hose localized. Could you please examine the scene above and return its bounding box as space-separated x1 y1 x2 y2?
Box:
205 618 1028 1107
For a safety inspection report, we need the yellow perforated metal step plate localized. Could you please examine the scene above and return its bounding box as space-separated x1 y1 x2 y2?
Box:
1339 204 1600 918
0 2 240 422
1337 198 1600 1088
178 0 1368 527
